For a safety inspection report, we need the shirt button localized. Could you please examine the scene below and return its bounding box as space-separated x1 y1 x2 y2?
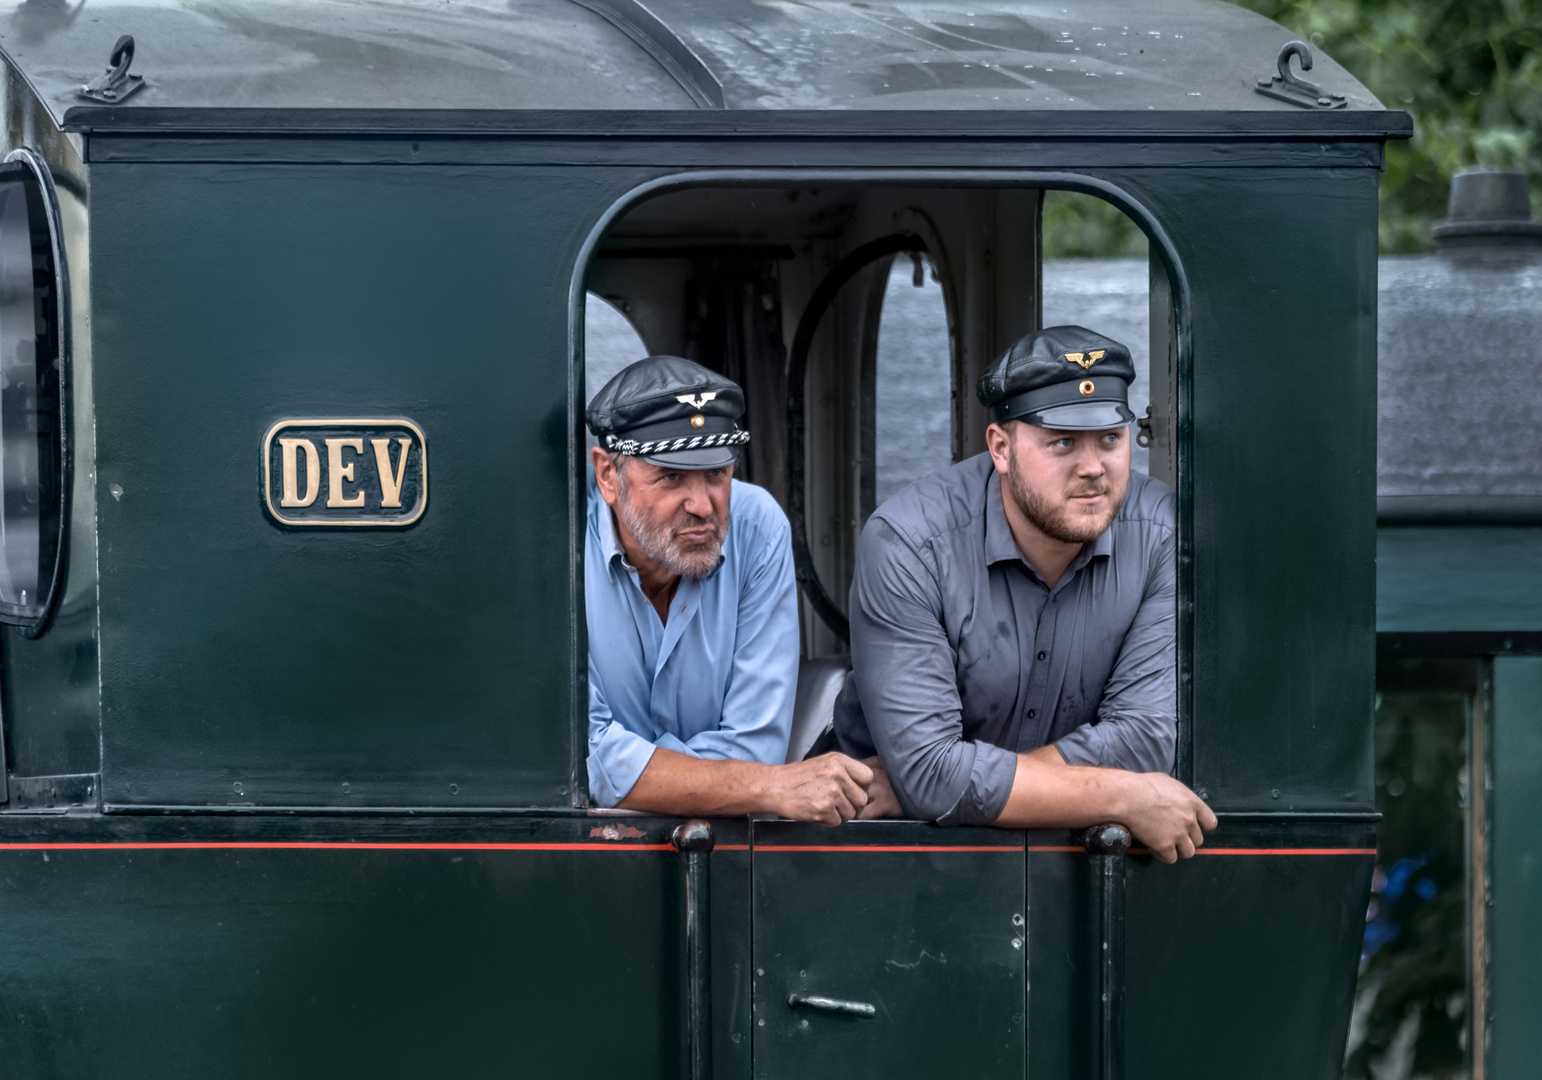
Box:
1037 651 1047 661
1027 709 1037 719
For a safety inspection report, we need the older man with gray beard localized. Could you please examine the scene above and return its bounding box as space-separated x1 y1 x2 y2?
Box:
835 327 1216 862
586 356 875 824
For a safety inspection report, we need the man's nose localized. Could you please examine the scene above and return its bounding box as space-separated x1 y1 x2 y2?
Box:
1073 443 1106 476
681 476 714 518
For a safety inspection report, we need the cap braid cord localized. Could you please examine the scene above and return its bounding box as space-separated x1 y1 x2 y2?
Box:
604 430 751 457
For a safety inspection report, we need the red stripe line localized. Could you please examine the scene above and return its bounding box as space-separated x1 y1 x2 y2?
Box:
0 842 676 852
755 845 1020 853
1198 848 1376 856
1032 846 1374 856
716 844 750 851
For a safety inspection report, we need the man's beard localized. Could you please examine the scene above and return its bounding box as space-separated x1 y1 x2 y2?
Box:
1006 450 1126 544
614 474 726 580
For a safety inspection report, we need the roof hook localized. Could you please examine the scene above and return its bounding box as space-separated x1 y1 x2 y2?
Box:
1254 40 1345 109
77 34 146 104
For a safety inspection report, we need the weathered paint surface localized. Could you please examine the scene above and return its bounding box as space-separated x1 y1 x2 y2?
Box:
1378 527 1542 633
1490 658 1542 1078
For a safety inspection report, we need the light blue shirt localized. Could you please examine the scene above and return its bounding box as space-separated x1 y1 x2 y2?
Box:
586 472 799 807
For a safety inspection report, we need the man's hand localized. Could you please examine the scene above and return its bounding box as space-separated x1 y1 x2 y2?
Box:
1117 772 1217 864
857 756 904 819
992 748 1216 861
767 753 874 826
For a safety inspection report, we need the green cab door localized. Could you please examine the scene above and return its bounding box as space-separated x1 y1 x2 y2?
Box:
750 820 1026 1079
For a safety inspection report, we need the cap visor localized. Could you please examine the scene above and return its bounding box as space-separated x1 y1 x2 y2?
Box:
638 446 742 470
1026 401 1136 431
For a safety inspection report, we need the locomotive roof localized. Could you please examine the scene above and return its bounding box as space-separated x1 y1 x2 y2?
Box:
0 0 1407 134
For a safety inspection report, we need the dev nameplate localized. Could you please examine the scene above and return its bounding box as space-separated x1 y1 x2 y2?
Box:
261 419 428 527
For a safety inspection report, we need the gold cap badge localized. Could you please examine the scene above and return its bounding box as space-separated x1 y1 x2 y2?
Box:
690 414 706 429
1067 350 1104 371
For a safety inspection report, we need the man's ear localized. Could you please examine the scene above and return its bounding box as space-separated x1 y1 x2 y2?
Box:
985 421 1014 477
591 446 622 507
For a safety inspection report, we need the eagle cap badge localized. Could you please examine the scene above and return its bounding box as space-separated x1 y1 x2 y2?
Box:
1066 350 1104 371
675 390 718 410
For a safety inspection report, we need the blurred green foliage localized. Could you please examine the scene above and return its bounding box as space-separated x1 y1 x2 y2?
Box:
1233 0 1542 252
1041 190 1148 260
1041 0 1542 256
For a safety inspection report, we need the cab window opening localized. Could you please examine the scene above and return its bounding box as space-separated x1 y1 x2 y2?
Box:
873 252 950 509
584 292 649 406
579 180 1184 809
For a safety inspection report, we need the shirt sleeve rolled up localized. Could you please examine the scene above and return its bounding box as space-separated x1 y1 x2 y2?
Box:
848 518 1018 826
586 655 658 808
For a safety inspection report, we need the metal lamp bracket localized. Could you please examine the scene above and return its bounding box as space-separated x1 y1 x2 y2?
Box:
1254 40 1345 110
77 35 146 105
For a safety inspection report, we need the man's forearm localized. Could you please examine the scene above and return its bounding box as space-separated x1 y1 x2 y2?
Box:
617 746 876 825
989 744 1215 863
989 745 1137 829
618 747 781 817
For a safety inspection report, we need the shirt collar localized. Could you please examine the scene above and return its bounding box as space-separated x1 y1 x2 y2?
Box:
984 471 1117 580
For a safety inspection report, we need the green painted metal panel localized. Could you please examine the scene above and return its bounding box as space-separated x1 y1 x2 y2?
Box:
87 162 637 807
1124 822 1375 1080
749 821 1025 1080
1 604 100 778
1026 845 1094 1078
1114 167 1379 812
1028 821 1372 1080
0 814 729 1079
1378 527 1542 634
1489 657 1542 1079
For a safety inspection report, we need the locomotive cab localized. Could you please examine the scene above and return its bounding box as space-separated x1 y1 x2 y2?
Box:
584 180 1175 765
0 2 1409 1077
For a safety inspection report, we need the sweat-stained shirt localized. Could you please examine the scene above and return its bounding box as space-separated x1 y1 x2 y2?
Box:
833 452 1176 825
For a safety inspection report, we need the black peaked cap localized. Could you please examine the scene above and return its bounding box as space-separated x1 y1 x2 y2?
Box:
977 325 1137 431
587 355 748 469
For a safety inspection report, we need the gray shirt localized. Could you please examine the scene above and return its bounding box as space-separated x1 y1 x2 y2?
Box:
833 453 1176 826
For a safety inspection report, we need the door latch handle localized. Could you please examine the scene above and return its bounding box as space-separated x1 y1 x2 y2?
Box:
787 993 877 1018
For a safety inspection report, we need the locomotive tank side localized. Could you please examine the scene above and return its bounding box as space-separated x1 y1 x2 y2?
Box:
0 2 1408 1077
